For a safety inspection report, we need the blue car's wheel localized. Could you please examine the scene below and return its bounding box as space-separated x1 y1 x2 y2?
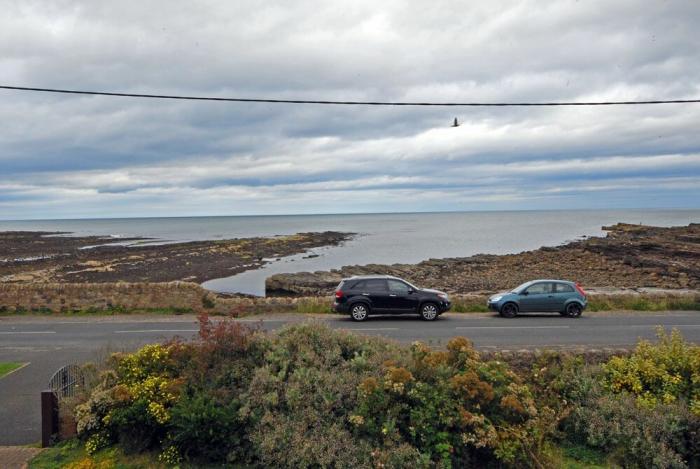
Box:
500 302 518 318
565 303 583 318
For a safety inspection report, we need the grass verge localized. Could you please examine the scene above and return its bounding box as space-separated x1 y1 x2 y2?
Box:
3 293 699 317
29 439 165 469
0 362 23 378
586 294 700 312
451 293 700 313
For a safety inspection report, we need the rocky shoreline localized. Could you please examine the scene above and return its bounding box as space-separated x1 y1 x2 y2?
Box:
265 223 700 296
0 231 352 284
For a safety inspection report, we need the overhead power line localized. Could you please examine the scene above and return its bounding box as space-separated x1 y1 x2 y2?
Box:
1 85 700 106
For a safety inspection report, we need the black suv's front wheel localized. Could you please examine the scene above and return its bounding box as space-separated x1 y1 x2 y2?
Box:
350 303 369 321
420 303 439 321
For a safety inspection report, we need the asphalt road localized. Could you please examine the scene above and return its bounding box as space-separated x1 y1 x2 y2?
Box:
1 310 699 445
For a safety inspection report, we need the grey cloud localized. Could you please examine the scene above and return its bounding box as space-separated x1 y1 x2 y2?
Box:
1 0 699 218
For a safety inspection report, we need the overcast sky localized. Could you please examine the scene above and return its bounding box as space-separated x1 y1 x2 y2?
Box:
1 0 699 219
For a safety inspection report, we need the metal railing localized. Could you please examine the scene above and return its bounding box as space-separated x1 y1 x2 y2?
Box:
48 364 84 399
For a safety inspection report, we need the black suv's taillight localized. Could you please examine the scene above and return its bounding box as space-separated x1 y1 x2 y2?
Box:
335 290 344 299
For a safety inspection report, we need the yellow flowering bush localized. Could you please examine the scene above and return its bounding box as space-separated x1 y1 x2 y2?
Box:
603 328 700 414
76 343 183 454
70 321 700 467
351 337 546 467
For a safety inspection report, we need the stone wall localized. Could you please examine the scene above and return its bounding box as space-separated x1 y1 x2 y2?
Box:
1 282 697 316
0 282 326 315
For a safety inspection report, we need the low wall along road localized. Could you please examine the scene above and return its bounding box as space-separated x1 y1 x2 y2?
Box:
0 282 309 315
1 281 698 316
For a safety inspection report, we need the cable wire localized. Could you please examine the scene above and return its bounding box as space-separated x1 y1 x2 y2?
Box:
1 85 700 106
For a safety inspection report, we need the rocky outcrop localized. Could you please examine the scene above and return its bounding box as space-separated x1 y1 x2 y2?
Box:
266 223 700 296
0 231 352 284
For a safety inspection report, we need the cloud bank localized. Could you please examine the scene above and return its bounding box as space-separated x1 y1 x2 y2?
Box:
1 0 699 219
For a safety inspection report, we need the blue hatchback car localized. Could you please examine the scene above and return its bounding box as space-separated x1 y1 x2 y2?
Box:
487 280 587 318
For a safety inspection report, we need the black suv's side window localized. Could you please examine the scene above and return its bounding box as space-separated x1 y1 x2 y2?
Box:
388 280 410 293
364 279 387 292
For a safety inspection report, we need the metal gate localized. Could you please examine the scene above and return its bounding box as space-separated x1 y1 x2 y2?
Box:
48 364 84 399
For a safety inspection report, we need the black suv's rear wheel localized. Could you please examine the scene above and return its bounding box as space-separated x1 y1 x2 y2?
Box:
350 303 369 321
565 303 583 318
420 303 439 321
500 302 518 318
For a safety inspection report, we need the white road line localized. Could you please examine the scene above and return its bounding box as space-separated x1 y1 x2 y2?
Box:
114 329 199 334
630 324 700 328
0 331 56 334
455 326 570 330
234 319 287 323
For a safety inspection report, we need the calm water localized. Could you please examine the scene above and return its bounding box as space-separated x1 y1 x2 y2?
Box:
2 210 698 296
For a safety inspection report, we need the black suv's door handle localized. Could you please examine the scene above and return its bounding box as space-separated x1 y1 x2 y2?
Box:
389 294 397 297
362 292 370 296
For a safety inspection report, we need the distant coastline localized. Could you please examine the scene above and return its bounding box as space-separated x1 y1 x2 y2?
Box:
266 223 700 296
0 231 352 284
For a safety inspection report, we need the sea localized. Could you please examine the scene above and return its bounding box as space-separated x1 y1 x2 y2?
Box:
1 209 698 296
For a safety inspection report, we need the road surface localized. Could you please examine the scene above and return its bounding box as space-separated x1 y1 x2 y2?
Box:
1 310 699 445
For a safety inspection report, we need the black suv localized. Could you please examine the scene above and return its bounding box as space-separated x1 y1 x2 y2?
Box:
333 275 451 321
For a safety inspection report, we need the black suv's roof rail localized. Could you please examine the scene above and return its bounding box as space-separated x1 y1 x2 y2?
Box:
344 274 400 280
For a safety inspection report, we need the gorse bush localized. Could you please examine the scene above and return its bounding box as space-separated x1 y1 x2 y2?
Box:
351 338 551 467
74 316 555 467
603 328 700 414
567 386 694 468
75 343 184 455
526 340 700 468
71 319 700 468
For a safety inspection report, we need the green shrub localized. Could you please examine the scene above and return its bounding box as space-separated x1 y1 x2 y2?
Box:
558 443 609 468
566 393 692 468
603 328 700 414
75 343 185 455
70 320 700 468
242 323 391 468
350 338 553 467
73 319 556 467
201 295 215 309
169 394 246 463
524 344 700 468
